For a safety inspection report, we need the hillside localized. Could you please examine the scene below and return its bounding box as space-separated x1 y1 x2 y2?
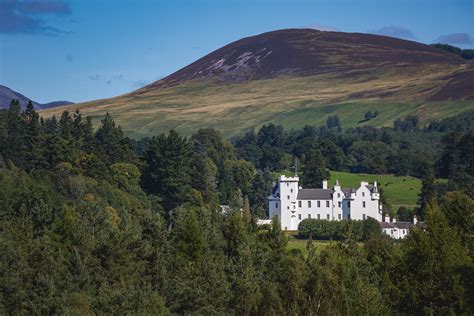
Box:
40 29 474 138
0 85 73 110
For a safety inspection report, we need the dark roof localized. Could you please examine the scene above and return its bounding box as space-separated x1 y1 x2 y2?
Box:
379 222 394 229
392 222 414 229
379 222 414 229
297 189 333 200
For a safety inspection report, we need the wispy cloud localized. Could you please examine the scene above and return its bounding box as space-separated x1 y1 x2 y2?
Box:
0 0 71 36
88 74 101 81
435 33 473 45
89 73 125 85
370 26 415 40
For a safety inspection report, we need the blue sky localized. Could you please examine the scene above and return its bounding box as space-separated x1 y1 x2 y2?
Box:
0 0 473 103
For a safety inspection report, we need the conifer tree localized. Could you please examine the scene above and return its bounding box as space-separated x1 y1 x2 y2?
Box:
142 130 192 212
301 149 330 188
418 168 436 219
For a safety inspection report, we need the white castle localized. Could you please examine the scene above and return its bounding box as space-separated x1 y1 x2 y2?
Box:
268 175 383 230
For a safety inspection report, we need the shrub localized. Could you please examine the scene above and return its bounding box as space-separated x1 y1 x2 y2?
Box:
298 218 378 241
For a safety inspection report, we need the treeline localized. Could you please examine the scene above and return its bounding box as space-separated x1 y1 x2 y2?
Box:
0 100 473 314
232 112 473 191
430 43 474 60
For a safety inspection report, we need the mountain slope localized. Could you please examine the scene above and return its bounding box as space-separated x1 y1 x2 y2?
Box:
41 29 474 137
0 85 73 110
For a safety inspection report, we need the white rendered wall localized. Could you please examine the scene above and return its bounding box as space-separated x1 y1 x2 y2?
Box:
277 176 299 230
349 184 381 221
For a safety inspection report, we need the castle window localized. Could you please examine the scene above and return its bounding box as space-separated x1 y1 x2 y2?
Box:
363 214 366 220
298 201 302 207
337 193 340 198
338 202 341 207
308 201 311 208
317 214 320 219
287 206 290 210
326 201 330 207
291 188 293 193
298 214 301 220
363 201 366 208
362 192 365 197
287 183 289 187
275 202 278 208
317 201 320 207
287 195 290 200
338 214 341 220
308 214 311 219
327 214 330 220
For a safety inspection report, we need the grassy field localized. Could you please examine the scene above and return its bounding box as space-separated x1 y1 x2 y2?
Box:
274 170 424 209
328 171 422 209
40 64 474 138
286 236 334 257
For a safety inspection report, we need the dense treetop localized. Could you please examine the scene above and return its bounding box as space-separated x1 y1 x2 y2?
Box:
0 100 473 314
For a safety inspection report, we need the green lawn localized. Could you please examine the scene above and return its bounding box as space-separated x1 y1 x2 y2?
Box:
285 233 334 257
328 171 422 209
274 170 425 209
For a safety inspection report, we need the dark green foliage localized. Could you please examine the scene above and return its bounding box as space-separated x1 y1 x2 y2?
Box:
0 101 473 314
397 206 414 222
298 218 380 241
418 168 436 219
300 149 330 188
364 110 378 121
430 43 474 60
326 115 341 129
395 204 472 314
248 169 274 218
233 111 473 179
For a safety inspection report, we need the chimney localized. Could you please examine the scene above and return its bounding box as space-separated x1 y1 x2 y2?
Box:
384 214 390 222
413 215 418 225
322 179 328 189
392 217 397 223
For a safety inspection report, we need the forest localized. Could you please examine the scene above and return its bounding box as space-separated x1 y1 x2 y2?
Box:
0 100 473 314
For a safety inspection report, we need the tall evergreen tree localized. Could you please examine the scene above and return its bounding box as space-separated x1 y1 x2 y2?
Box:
142 130 192 212
418 168 436 220
301 149 330 188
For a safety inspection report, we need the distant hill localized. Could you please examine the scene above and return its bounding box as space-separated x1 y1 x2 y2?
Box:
0 85 73 110
41 29 474 138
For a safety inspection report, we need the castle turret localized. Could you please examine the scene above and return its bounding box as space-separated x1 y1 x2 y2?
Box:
371 181 380 200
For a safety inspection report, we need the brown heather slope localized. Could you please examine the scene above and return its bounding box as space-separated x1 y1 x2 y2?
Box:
41 29 474 137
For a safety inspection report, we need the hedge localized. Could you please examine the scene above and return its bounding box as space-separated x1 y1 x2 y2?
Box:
298 218 381 241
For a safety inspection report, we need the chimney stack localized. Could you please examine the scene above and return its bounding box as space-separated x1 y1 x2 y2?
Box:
322 179 328 189
384 214 390 222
